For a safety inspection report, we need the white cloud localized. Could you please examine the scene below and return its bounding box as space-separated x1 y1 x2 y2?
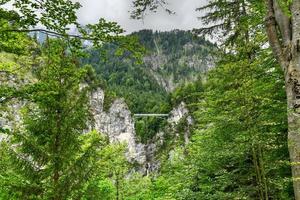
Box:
76 0 207 33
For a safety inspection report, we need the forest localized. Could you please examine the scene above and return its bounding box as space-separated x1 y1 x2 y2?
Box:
0 0 299 200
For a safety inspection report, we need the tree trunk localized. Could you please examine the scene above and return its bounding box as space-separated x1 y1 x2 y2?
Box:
252 146 264 200
116 171 120 200
286 70 300 200
266 0 300 198
286 2 300 198
258 144 268 200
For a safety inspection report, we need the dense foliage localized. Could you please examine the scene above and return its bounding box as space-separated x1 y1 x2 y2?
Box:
149 51 292 199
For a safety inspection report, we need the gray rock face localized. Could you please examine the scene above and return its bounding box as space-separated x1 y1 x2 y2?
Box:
143 102 193 174
143 42 215 92
89 89 193 173
168 102 193 145
168 102 189 124
0 72 30 140
89 88 146 165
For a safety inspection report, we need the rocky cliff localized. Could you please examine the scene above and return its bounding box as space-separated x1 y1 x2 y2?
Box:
89 88 193 172
0 54 35 140
89 88 146 165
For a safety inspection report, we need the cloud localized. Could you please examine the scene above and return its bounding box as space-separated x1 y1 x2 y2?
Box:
76 0 207 34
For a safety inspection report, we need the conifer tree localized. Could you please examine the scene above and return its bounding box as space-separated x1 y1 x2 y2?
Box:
0 39 105 199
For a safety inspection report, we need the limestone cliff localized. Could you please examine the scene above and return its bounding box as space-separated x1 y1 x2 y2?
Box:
144 102 193 173
89 88 193 172
89 88 146 165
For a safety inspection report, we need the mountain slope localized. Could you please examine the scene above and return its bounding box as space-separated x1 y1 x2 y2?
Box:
135 29 215 91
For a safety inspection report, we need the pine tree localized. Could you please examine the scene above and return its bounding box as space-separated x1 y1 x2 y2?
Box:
0 39 102 199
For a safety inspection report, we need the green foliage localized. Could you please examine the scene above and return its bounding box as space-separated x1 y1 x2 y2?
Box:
189 50 292 199
103 90 118 112
134 30 214 82
0 29 36 134
0 0 144 62
171 77 204 111
0 40 100 199
80 143 130 200
196 0 265 54
122 173 153 200
0 37 139 199
82 178 116 200
276 0 292 16
0 1 146 199
10 0 80 30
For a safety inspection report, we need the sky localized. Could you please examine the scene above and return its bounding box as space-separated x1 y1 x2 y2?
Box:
76 0 207 34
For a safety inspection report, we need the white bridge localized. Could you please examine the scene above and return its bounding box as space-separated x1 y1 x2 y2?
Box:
133 114 169 117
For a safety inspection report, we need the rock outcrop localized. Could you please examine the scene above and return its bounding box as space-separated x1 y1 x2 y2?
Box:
0 68 33 140
89 88 193 173
143 102 193 174
168 102 193 145
90 88 146 165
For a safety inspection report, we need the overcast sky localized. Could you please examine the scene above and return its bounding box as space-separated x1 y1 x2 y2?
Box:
76 0 207 34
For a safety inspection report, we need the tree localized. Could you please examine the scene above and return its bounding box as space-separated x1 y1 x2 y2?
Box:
192 51 292 199
0 0 140 122
199 0 300 198
264 1 300 198
81 143 130 200
144 48 293 199
1 39 105 199
130 0 171 19
96 144 129 200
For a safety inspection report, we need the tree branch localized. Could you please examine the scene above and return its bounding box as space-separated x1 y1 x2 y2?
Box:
273 0 291 46
0 29 95 41
0 28 141 59
265 0 288 72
